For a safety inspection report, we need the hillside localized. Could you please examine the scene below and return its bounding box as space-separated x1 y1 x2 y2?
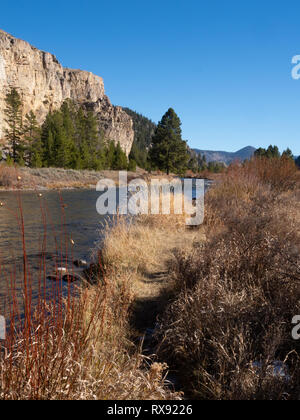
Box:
123 108 156 168
193 146 256 164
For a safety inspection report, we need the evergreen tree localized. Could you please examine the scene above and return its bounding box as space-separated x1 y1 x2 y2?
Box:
23 111 42 167
281 148 294 160
41 111 72 168
255 145 281 159
112 141 128 170
41 122 55 167
187 149 199 173
198 153 207 171
124 108 156 169
149 108 189 175
296 156 300 167
30 99 130 171
128 158 137 172
4 88 23 163
208 161 225 173
104 141 113 169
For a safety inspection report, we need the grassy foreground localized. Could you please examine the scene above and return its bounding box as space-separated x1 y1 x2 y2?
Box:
0 156 299 400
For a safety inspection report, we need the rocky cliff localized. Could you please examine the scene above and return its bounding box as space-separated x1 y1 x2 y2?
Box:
0 30 134 155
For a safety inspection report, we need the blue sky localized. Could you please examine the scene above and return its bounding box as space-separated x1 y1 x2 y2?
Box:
1 0 300 155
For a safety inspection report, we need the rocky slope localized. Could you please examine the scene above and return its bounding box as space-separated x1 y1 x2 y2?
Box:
0 29 133 155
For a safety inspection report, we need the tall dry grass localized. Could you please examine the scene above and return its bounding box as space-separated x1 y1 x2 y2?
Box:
0 164 17 188
1 271 179 400
0 192 180 400
155 158 300 400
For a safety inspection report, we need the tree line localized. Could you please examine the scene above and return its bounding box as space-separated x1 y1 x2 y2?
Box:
2 88 133 171
3 88 299 174
254 145 295 161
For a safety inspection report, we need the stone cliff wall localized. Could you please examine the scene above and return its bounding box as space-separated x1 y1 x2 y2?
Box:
0 30 133 155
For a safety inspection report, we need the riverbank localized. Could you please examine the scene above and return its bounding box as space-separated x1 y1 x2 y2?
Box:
93 157 300 400
0 185 196 399
2 157 298 400
0 165 149 191
0 213 184 400
0 164 217 191
154 159 300 400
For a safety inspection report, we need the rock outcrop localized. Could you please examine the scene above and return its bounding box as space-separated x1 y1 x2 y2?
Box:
0 30 133 155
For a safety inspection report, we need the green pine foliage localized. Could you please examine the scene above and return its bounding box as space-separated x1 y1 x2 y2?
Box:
149 108 189 175
187 149 208 173
23 111 43 168
40 100 128 170
254 145 281 159
2 90 129 170
4 88 24 163
255 145 296 163
207 161 225 173
281 148 294 160
128 158 137 172
123 108 156 169
112 142 128 170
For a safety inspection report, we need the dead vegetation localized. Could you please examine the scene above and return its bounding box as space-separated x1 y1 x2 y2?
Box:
0 164 18 188
0 189 182 400
1 157 299 400
155 157 300 400
0 166 149 190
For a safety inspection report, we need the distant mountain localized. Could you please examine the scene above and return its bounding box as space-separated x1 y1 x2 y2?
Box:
192 146 256 165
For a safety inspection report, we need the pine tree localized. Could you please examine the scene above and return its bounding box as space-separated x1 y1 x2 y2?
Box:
41 108 74 168
74 107 101 169
124 108 156 169
128 158 137 172
149 108 189 175
4 88 23 163
105 141 116 169
255 145 281 159
39 100 130 171
281 148 294 161
113 142 128 170
23 111 42 167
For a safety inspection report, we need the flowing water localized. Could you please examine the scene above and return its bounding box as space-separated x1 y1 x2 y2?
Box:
0 180 212 321
0 189 107 319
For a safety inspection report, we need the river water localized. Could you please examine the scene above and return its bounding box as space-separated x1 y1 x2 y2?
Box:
0 189 107 319
0 181 212 321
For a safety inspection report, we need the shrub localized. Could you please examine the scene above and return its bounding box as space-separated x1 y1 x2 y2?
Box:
0 163 16 187
155 161 300 400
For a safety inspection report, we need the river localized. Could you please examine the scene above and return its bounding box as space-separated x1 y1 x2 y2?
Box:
0 181 212 321
0 189 107 320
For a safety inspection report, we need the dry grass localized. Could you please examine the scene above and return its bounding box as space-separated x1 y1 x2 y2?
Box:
98 215 195 302
15 167 148 190
0 276 180 400
2 158 298 400
0 193 181 400
155 159 300 400
0 164 18 188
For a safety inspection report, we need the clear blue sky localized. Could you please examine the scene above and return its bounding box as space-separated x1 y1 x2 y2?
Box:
1 0 300 155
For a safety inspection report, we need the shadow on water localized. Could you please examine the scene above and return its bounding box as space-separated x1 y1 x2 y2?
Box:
0 189 109 320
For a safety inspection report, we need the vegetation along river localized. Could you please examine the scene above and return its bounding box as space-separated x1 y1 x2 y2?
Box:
0 181 212 321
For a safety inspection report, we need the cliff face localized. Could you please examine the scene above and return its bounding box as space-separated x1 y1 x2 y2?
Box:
0 30 133 155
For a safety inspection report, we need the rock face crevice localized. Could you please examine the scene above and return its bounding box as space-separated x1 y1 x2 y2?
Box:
0 29 133 155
